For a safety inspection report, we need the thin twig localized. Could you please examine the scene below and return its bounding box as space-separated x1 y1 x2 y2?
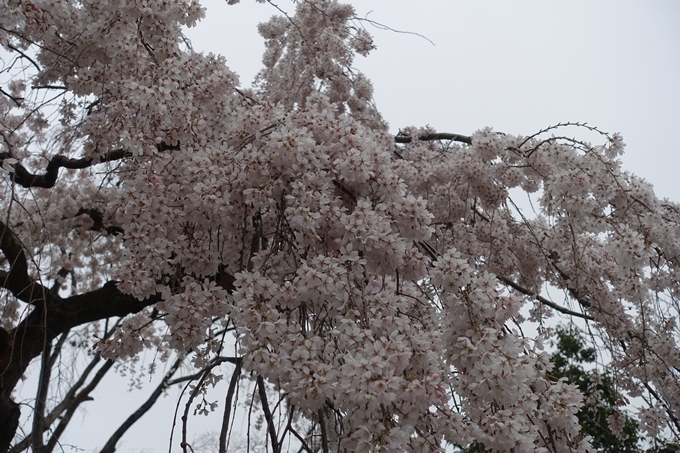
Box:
497 275 594 321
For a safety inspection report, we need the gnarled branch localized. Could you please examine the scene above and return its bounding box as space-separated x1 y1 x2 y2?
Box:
1 149 131 189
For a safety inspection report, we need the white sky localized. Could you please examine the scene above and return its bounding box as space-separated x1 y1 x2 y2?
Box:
21 2 680 452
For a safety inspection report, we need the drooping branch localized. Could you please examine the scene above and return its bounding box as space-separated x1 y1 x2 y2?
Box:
173 356 237 453
394 132 472 145
496 275 594 321
99 355 184 453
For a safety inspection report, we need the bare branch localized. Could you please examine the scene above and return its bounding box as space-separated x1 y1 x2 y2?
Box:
395 132 472 145
1 149 131 189
218 359 242 453
45 360 113 453
0 87 23 107
257 375 280 453
317 408 329 453
31 337 52 452
99 356 184 453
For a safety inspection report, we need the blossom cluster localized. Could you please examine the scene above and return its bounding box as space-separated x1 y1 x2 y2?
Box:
2 0 679 451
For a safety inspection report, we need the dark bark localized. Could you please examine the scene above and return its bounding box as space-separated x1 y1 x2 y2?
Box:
394 132 472 145
0 149 131 189
0 280 161 453
75 208 124 236
0 220 47 305
0 398 19 453
218 359 242 453
258 375 280 453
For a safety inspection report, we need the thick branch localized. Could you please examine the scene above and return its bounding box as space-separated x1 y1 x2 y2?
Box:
1 282 161 399
0 281 156 452
1 149 130 189
0 219 47 304
395 132 472 145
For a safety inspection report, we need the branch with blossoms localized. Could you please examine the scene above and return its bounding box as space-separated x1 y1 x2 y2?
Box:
0 130 473 191
0 139 179 189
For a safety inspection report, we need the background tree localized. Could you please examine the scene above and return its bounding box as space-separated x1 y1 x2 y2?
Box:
1 1 679 452
549 326 640 453
462 325 680 453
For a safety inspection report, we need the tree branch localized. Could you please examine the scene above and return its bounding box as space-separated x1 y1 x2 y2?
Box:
1 282 161 406
218 359 242 453
12 324 120 453
0 219 47 304
0 87 23 107
496 275 594 321
1 149 131 189
0 281 159 450
257 375 280 453
30 337 52 452
317 408 329 453
75 208 124 236
99 355 184 453
43 358 114 453
394 132 472 145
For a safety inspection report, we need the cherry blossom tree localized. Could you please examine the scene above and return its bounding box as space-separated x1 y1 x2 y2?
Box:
1 0 679 452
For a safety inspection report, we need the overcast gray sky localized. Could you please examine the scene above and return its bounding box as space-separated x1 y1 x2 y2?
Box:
28 2 680 452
